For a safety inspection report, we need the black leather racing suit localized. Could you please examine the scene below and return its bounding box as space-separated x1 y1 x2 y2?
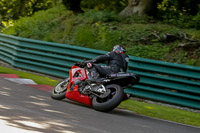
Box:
91 51 129 77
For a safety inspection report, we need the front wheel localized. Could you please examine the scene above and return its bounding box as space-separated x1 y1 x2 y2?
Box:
92 84 124 112
51 78 69 100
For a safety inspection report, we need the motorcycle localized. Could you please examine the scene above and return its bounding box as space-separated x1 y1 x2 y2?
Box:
51 62 140 112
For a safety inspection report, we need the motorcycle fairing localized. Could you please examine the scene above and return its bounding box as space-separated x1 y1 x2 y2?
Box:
65 65 92 106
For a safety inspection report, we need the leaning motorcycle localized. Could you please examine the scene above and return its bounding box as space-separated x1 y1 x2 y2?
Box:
51 62 140 112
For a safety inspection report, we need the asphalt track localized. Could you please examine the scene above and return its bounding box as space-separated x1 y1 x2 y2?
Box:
0 78 200 133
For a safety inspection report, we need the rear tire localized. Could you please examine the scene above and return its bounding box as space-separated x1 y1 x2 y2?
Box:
51 78 69 100
92 84 124 112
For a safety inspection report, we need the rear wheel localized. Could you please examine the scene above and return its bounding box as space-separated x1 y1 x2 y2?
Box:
51 78 69 100
92 84 124 112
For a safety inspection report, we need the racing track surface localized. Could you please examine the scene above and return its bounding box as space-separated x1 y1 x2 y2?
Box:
0 78 200 133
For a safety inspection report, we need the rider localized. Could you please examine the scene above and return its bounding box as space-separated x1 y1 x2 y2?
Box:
78 45 129 94
88 45 129 79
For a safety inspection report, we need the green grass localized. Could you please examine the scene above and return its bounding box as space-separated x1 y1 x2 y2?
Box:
0 66 59 86
119 100 200 127
0 66 200 127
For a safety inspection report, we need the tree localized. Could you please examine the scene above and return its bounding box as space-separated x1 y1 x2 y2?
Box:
0 0 54 20
12 0 27 19
62 0 83 13
62 0 127 13
119 0 158 17
81 0 127 12
158 0 200 16
62 0 157 16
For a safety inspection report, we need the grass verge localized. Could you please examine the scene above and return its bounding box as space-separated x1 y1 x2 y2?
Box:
119 100 200 127
0 66 200 127
0 66 59 86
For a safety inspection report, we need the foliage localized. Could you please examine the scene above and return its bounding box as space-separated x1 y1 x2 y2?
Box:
2 5 68 39
191 12 200 30
157 0 200 29
62 0 199 16
61 0 200 29
1 0 199 30
2 6 200 66
0 0 60 21
158 0 200 16
62 0 83 13
121 15 155 24
127 43 170 60
73 25 97 47
62 0 127 13
162 13 200 30
81 0 127 12
79 10 119 23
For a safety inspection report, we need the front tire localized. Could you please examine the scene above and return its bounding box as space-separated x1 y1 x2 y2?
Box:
92 84 124 112
51 78 69 100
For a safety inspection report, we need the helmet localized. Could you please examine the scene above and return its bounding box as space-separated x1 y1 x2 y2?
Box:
113 45 126 53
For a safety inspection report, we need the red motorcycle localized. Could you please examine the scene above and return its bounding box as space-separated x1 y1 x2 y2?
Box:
51 62 139 112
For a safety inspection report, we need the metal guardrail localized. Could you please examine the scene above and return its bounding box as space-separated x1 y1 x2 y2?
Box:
1 33 200 109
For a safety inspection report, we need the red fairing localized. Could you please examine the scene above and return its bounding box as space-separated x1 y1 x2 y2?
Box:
65 65 92 106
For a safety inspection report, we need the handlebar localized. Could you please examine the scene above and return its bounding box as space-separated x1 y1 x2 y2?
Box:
75 60 94 68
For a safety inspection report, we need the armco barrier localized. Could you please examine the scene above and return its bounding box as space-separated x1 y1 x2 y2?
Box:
0 33 200 109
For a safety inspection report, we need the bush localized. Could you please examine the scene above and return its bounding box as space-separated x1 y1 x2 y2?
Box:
122 15 154 24
157 0 200 30
73 25 97 47
2 5 68 39
126 43 170 60
79 10 119 23
191 12 200 30
159 13 200 30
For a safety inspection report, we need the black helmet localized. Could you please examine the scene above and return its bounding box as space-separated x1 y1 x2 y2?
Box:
113 45 126 53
